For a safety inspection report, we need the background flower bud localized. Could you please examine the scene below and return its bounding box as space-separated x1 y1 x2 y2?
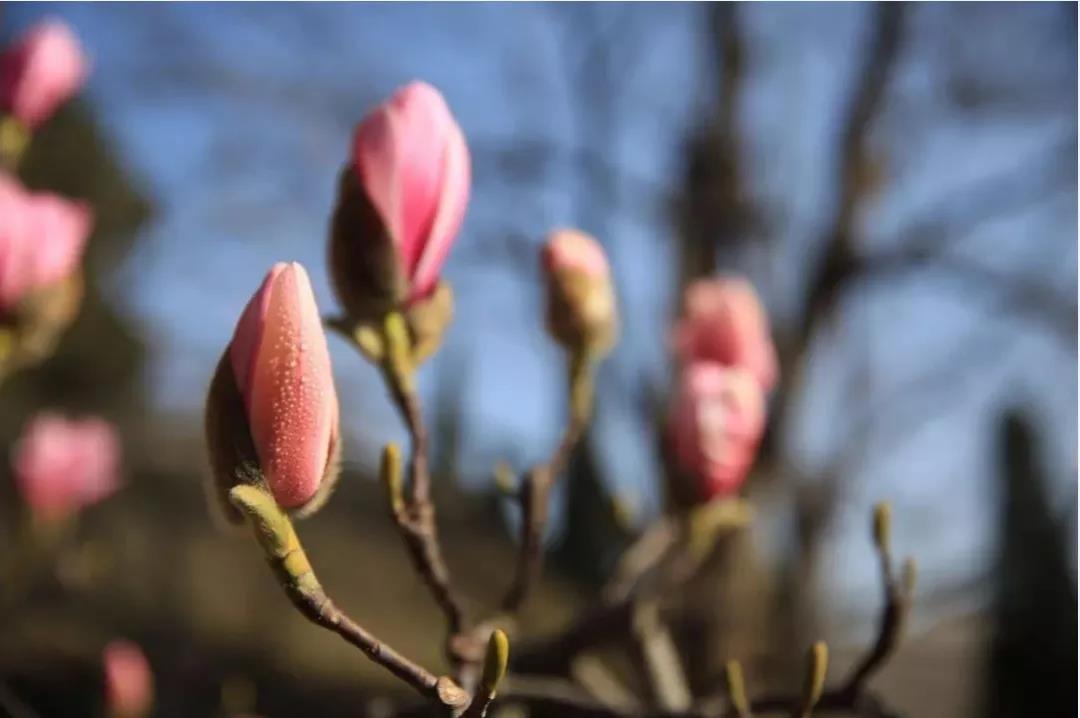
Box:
669 363 765 500
0 174 93 375
330 81 470 321
0 173 92 312
13 412 121 522
102 640 153 718
210 262 340 515
542 228 617 356
672 277 778 391
0 19 88 128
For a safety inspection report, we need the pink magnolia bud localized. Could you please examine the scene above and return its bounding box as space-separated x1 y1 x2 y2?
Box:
0 20 88 128
669 363 765 500
102 640 153 718
672 277 778 391
12 413 120 522
207 262 340 516
330 81 469 320
0 173 92 313
542 228 618 356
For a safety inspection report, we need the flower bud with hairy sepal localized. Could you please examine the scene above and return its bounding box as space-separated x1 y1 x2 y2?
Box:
328 82 468 361
204 262 341 521
542 228 617 358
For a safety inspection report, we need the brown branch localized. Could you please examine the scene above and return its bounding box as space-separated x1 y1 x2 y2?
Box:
375 313 469 663
501 350 595 614
839 507 916 700
633 600 693 711
286 578 466 710
793 1 907 356
512 501 751 676
228 484 467 711
385 381 467 638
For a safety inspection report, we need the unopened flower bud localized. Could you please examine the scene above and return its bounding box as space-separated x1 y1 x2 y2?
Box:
329 81 469 350
669 363 765 500
542 228 617 357
0 173 92 374
102 640 153 718
13 412 120 523
0 20 87 128
672 277 777 391
205 262 340 522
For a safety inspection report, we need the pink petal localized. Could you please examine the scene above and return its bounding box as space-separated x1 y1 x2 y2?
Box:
0 20 88 128
244 262 337 508
12 413 121 520
672 277 778 391
353 102 404 250
0 177 91 312
229 263 288 401
390 82 454 277
670 364 765 499
353 81 468 304
542 229 611 279
103 640 153 718
410 120 470 301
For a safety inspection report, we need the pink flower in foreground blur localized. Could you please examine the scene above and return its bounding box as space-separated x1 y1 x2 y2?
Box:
351 81 470 305
670 363 765 500
672 277 778 391
0 173 92 313
0 20 87 128
13 413 120 521
103 640 153 718
228 262 339 510
542 228 618 355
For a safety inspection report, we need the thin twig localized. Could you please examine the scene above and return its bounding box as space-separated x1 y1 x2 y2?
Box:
290 582 465 709
571 655 643 713
502 350 594 614
386 381 467 638
228 484 468 711
839 512 915 700
377 314 469 655
633 600 692 711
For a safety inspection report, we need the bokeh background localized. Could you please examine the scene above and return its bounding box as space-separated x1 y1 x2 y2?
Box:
1 3 1076 717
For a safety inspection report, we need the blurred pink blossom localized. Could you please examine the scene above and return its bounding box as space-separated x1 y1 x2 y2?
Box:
13 413 120 521
0 173 92 313
352 81 470 305
541 227 618 354
542 228 611 279
672 277 778 391
229 262 339 510
102 640 153 718
669 363 765 500
0 19 87 128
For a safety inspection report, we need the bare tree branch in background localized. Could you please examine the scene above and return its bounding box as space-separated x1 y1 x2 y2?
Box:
771 0 909 680
676 1 748 290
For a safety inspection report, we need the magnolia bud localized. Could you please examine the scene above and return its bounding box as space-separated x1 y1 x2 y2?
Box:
0 173 92 375
13 412 120 522
672 277 778 391
669 363 765 500
102 640 153 718
0 20 88 128
542 228 617 357
329 81 469 336
205 262 340 522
